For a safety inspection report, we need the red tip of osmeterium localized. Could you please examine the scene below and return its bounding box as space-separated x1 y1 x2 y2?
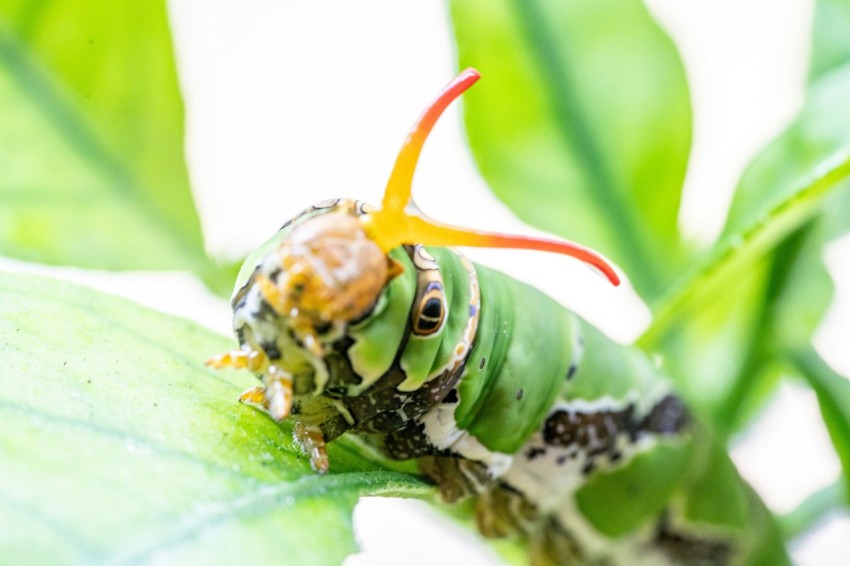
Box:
382 68 481 212
364 67 621 287
474 232 621 286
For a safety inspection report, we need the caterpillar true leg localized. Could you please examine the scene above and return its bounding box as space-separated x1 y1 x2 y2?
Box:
236 367 294 422
207 348 293 420
206 348 268 371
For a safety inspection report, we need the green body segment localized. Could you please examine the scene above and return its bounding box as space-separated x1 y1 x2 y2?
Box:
575 441 695 537
455 263 661 454
457 264 577 453
564 320 661 402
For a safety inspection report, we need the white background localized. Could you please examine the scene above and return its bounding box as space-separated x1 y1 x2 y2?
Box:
3 0 849 563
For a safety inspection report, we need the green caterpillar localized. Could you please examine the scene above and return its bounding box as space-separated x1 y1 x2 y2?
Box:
208 70 788 565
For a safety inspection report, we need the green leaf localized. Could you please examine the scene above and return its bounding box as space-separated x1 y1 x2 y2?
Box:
811 0 850 80
789 348 850 495
705 0 850 434
719 0 850 355
755 0 850 397
682 439 750 530
644 2 850 427
757 0 850 357
723 67 850 243
0 271 428 563
0 1 230 292
449 0 691 298
640 62 850 415
779 479 848 541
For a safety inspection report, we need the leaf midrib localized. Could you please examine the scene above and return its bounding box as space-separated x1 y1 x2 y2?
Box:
511 0 662 292
0 23 206 267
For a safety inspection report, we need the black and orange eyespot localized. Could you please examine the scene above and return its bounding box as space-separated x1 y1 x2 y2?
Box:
413 281 445 336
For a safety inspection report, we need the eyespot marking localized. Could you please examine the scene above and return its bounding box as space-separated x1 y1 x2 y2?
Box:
409 244 446 336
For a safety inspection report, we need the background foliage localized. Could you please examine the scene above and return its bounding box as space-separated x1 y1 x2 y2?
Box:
1 0 848 563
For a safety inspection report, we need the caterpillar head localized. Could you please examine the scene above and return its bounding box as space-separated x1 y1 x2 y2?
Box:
248 211 394 328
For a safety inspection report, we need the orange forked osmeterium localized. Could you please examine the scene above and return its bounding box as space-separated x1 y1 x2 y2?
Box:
361 68 621 287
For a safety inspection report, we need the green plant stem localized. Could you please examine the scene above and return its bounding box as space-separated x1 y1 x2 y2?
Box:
779 480 848 542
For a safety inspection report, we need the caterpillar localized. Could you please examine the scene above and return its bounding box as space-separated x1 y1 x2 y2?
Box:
208 69 788 565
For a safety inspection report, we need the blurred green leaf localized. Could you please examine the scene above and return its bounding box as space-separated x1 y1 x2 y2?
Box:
760 0 850 375
703 6 850 428
641 60 850 418
780 480 848 541
723 66 850 243
790 349 850 496
450 0 691 298
0 1 231 293
810 0 850 79
717 0 850 433
721 0 850 354
0 271 427 563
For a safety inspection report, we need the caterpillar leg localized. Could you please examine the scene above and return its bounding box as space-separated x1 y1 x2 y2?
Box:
295 422 330 474
206 348 268 371
528 516 584 566
419 455 493 503
206 349 293 421
474 484 583 565
417 456 582 565
237 366 294 421
474 483 537 539
260 366 294 420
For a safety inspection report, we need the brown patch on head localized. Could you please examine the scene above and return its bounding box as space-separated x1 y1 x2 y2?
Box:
278 213 395 324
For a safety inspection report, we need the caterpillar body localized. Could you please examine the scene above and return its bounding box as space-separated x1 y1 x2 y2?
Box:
208 70 787 565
